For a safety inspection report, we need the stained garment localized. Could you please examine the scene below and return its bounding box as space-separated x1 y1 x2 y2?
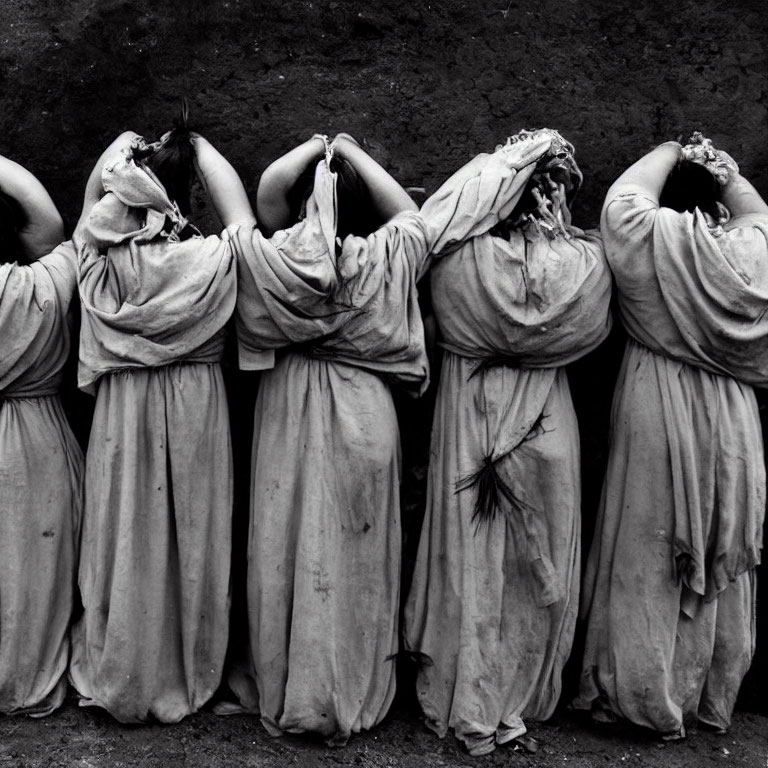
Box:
574 188 768 733
0 247 83 716
403 139 612 755
68 153 237 723
229 161 429 744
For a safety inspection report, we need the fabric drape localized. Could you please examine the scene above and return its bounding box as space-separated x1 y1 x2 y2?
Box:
76 152 235 393
233 163 428 388
229 160 429 744
0 247 83 716
69 156 236 723
575 188 768 733
403 138 611 755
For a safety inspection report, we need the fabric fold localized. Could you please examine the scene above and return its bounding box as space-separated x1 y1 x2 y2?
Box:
576 183 768 734
404 136 611 753
603 190 768 595
230 156 430 743
0 247 83 717
74 152 236 393
69 150 235 723
424 139 610 588
232 160 429 392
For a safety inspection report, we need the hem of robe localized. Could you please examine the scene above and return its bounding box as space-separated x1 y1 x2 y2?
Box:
73 693 191 725
571 679 685 735
425 714 528 756
1 676 66 719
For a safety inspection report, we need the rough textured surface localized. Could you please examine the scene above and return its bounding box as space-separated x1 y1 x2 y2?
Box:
3 0 767 230
1 0 767 763
0 699 766 767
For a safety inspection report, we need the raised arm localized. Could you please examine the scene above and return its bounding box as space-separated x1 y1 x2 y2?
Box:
331 134 418 219
606 141 682 203
0 155 64 260
720 172 768 218
256 136 327 236
419 131 554 255
191 134 256 229
76 131 141 234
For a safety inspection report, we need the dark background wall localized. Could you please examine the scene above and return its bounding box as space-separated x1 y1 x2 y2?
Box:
4 0 767 229
3 0 766 710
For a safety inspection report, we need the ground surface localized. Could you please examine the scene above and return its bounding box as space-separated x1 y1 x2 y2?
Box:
1 0 768 765
0 698 766 768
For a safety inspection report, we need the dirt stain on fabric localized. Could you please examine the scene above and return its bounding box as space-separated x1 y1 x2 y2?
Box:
312 565 333 601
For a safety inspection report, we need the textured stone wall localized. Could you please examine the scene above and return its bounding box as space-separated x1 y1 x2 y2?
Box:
3 0 766 227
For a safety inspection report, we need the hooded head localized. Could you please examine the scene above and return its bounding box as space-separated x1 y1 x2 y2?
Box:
497 128 582 238
537 131 583 204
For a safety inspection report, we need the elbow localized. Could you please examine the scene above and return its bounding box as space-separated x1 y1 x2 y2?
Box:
107 131 141 156
50 212 66 243
604 178 643 201
257 162 296 198
379 194 419 222
116 130 141 142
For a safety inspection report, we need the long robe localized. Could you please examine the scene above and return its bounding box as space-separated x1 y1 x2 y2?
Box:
0 247 83 716
229 162 429 744
403 141 612 755
574 187 768 734
68 159 237 723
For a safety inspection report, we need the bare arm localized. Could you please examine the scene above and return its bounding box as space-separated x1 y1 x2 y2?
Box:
332 134 418 219
606 141 683 204
0 155 64 260
76 130 141 233
255 136 327 236
720 173 768 218
191 134 256 228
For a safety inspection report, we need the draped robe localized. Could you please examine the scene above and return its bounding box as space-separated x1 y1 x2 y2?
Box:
0 247 83 716
575 187 768 733
403 140 612 755
69 155 237 723
229 162 429 744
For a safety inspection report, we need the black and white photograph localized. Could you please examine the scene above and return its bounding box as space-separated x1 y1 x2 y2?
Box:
0 0 766 765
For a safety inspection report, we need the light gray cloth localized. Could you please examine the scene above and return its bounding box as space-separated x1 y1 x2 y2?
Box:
404 135 611 754
230 159 429 743
69 156 235 723
0 247 83 716
575 187 767 733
